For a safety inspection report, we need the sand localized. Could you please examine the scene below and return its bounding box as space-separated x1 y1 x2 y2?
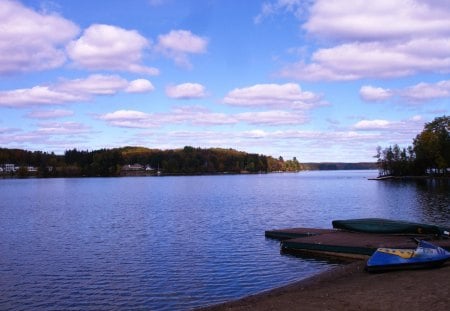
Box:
197 261 450 311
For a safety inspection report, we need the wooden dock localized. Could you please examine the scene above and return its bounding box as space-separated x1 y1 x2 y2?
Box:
265 227 450 260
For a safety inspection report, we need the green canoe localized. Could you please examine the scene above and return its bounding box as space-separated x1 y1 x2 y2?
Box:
332 218 450 236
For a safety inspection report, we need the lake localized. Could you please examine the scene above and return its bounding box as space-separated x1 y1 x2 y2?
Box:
1 171 449 310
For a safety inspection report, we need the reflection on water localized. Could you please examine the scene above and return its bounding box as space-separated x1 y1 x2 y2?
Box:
0 171 449 310
412 178 450 226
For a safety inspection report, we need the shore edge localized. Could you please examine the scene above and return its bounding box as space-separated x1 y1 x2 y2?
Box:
197 261 450 311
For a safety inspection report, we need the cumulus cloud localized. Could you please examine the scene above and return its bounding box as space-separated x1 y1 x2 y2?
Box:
353 116 424 135
0 74 154 107
167 106 235 125
36 121 92 135
236 110 308 125
360 80 450 103
280 39 450 81
279 0 450 81
223 83 324 109
400 80 450 102
0 121 94 150
67 24 159 75
99 110 157 128
354 119 392 130
126 79 155 93
0 86 85 108
156 30 208 68
26 109 74 119
165 83 207 99
99 108 233 129
99 106 310 129
359 86 393 102
55 74 129 95
0 0 79 74
304 0 450 41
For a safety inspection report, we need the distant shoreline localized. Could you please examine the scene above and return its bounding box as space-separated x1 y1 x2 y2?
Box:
1 164 379 179
369 175 450 180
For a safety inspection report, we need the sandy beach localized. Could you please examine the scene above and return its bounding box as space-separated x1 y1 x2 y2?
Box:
198 261 450 311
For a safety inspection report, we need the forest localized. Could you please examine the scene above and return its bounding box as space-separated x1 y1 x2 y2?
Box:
375 115 450 177
0 146 303 177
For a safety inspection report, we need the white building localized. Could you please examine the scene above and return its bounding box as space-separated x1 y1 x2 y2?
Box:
27 166 38 172
3 164 16 172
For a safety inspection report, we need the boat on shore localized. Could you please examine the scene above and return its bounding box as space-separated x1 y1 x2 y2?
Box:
365 240 450 272
332 218 450 236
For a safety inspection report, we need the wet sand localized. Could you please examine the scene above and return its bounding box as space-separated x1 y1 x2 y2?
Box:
198 261 450 311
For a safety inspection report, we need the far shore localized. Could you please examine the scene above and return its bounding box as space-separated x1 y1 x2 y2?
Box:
197 261 450 311
369 175 450 180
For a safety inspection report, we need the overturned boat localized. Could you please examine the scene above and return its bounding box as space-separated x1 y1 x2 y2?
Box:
365 240 450 273
332 218 450 236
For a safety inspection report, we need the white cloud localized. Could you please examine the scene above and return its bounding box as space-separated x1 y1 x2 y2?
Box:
359 86 393 102
279 0 450 81
55 74 129 95
99 108 233 129
236 110 307 125
156 30 208 68
189 112 236 126
165 106 236 126
26 109 74 119
352 117 424 135
0 86 85 107
67 24 159 75
304 0 450 41
280 39 450 81
166 83 206 99
400 80 450 102
0 122 93 149
0 74 154 108
354 119 392 130
223 83 324 109
36 121 92 135
126 79 155 93
100 106 310 129
242 129 269 138
0 0 79 74
99 110 157 128
360 80 450 103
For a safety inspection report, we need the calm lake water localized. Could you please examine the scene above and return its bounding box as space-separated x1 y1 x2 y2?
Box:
1 171 449 310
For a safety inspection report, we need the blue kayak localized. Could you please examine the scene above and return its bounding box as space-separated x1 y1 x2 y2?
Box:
365 240 450 272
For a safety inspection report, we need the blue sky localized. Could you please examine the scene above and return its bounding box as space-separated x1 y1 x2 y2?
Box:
0 0 449 162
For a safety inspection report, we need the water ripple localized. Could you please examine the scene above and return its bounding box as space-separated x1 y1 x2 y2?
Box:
1 172 448 310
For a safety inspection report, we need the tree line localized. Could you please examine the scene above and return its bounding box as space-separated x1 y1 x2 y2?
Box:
375 116 450 177
0 146 303 178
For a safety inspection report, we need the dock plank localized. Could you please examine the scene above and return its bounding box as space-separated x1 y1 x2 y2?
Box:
265 228 335 240
267 227 450 259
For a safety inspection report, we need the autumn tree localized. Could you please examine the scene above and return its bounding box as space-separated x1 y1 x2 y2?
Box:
413 116 450 175
376 116 449 176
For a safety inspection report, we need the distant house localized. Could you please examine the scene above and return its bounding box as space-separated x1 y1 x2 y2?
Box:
3 164 16 173
122 164 145 171
27 166 38 172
